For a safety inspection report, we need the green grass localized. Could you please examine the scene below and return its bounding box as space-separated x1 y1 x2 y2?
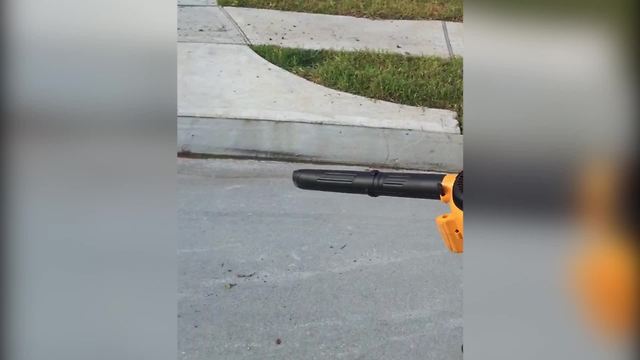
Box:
218 0 463 21
251 45 463 126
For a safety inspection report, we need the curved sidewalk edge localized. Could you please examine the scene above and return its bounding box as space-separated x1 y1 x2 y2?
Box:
179 43 460 133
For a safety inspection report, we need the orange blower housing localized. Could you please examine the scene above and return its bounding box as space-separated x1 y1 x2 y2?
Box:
437 173 464 253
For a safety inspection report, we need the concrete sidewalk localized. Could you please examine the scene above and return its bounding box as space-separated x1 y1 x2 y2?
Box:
179 43 457 132
224 7 463 57
177 3 463 171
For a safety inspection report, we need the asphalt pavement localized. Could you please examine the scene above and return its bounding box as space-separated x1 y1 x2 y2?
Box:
178 158 462 360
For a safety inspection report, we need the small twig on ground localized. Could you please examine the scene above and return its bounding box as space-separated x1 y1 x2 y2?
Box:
237 272 257 278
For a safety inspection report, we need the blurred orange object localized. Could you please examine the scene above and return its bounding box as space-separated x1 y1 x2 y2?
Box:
573 160 638 339
573 237 637 338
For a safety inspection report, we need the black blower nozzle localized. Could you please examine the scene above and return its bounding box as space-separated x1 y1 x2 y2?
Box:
292 169 445 200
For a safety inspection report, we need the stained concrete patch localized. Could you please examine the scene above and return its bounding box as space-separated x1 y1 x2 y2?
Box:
178 6 245 44
178 42 459 133
445 22 464 57
224 7 451 57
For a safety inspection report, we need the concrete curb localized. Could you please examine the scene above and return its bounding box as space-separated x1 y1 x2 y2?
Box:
178 116 462 172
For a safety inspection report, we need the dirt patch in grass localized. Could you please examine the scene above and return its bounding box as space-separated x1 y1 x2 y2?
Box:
251 45 463 126
218 0 463 22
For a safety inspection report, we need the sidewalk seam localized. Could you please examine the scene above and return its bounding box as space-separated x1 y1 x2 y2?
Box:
441 21 454 58
218 6 252 45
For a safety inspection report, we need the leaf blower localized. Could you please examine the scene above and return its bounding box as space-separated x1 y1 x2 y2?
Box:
292 169 463 253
